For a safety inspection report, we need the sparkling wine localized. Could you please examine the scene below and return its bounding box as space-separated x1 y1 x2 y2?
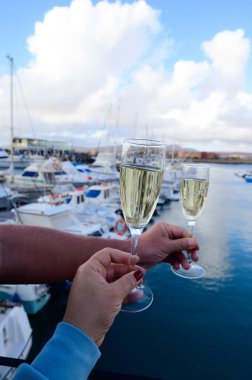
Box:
181 178 209 220
120 164 164 228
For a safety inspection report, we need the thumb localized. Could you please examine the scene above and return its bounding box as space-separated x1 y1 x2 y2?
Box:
112 269 144 300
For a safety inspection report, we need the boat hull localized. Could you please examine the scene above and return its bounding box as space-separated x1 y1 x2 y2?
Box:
244 177 252 182
0 302 33 379
0 285 51 314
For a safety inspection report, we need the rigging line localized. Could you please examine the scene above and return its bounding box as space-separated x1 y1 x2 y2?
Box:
96 103 112 152
15 68 37 140
115 97 121 130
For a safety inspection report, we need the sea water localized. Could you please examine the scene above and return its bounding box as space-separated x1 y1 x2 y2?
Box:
27 164 252 380
96 164 252 380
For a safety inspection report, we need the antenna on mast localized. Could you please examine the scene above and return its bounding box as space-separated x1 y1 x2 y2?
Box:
6 55 14 182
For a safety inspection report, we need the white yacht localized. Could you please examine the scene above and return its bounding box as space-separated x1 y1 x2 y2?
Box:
234 169 252 178
0 149 30 170
161 163 181 201
88 152 119 182
0 284 51 315
0 178 30 210
84 183 121 208
0 149 9 161
0 300 32 379
6 162 56 192
11 202 112 238
77 183 123 230
0 184 13 210
37 183 124 234
7 158 94 194
60 161 94 187
37 184 86 207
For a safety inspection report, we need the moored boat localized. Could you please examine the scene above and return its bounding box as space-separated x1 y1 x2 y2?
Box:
0 300 32 379
0 284 51 314
88 152 119 182
38 182 125 233
244 175 252 183
0 178 30 210
7 158 95 196
37 184 87 207
11 202 116 238
234 169 252 178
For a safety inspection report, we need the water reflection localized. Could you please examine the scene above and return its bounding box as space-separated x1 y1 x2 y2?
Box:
199 165 233 283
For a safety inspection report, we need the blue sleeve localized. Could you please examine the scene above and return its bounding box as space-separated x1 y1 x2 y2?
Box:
13 322 101 380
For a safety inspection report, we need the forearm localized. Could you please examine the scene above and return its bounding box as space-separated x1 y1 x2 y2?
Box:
0 225 131 283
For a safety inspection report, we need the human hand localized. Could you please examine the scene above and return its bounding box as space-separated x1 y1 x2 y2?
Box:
137 222 200 270
63 248 144 347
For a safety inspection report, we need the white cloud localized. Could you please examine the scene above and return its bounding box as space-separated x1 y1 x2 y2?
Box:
15 1 160 126
202 29 249 94
118 28 252 150
0 0 252 152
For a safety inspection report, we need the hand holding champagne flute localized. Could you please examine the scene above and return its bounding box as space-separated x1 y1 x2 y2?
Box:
120 139 166 312
171 164 209 279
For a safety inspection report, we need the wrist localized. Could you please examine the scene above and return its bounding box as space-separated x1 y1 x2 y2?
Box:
31 322 101 379
63 315 103 347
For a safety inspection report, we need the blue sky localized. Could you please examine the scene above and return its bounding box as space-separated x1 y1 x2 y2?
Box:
1 0 252 74
0 0 252 151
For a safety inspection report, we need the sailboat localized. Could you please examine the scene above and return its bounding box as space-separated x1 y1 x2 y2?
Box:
88 151 119 182
1 56 30 173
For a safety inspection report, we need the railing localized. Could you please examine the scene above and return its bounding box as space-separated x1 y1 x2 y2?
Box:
0 357 162 380
89 371 162 379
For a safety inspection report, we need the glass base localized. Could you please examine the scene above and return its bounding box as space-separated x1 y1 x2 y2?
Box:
171 263 205 279
121 284 153 313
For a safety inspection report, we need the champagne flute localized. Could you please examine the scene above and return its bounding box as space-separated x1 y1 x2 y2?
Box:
120 139 166 312
171 164 209 279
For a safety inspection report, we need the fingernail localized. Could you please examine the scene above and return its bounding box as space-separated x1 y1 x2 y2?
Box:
130 255 139 265
133 270 144 282
188 238 196 249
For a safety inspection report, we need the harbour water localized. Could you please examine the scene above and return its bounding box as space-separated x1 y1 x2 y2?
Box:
95 163 252 380
13 164 252 379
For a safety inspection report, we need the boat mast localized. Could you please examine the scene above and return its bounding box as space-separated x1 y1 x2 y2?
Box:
6 55 14 181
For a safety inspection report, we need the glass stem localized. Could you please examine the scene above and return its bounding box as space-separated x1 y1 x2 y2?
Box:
129 227 143 256
186 221 196 263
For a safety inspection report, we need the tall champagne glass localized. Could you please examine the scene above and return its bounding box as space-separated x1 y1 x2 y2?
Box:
120 139 166 312
171 164 209 279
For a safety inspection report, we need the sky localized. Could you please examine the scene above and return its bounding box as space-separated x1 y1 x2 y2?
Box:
0 0 252 152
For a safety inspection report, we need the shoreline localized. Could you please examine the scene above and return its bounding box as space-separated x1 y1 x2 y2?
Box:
189 159 252 164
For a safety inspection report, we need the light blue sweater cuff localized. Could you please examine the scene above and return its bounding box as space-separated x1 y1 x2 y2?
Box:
14 322 101 380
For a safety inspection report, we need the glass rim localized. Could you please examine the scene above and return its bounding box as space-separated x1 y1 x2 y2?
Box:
123 138 166 147
182 163 210 169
